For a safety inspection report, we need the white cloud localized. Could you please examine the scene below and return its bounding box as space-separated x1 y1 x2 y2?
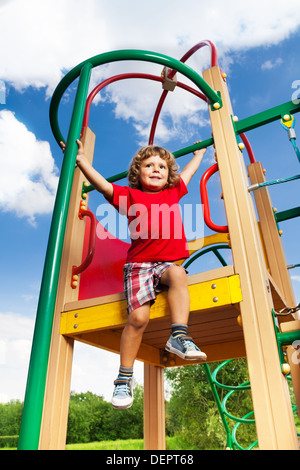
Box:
1 0 300 144
261 58 283 70
0 312 34 402
1 0 300 88
0 310 144 403
0 110 59 225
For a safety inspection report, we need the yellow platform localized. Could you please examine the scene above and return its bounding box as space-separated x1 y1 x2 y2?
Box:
60 265 246 366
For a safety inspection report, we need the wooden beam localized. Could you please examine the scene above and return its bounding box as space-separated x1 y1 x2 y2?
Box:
203 65 298 450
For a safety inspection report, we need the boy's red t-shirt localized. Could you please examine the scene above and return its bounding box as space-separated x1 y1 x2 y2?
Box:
109 177 189 263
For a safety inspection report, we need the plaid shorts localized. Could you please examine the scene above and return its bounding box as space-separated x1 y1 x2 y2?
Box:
123 262 187 313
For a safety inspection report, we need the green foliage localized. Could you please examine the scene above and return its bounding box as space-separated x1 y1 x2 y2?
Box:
3 358 299 450
165 359 257 450
66 438 144 450
66 385 144 443
0 400 23 447
0 435 19 448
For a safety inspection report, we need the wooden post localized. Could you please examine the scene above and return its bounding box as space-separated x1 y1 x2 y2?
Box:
38 128 95 449
286 344 300 420
143 364 166 450
203 66 298 449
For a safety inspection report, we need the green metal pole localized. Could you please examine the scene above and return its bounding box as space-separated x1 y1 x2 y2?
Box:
235 99 300 135
18 63 92 450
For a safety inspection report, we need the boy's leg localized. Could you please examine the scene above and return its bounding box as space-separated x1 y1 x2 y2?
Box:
160 265 207 361
160 264 190 324
112 302 150 409
120 302 150 367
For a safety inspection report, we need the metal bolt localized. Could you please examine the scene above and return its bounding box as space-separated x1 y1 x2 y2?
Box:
211 284 217 289
74 313 78 318
74 324 78 329
213 297 218 303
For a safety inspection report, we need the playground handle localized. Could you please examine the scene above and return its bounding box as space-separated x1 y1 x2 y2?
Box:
72 208 96 282
82 73 207 129
149 40 217 145
200 163 228 233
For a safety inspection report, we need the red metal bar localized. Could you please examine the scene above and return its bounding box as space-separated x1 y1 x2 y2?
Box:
71 207 97 287
179 40 218 68
83 73 162 128
200 164 228 233
82 41 217 141
240 132 256 164
82 73 207 130
149 41 217 144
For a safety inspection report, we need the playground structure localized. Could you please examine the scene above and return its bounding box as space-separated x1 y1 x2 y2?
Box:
17 41 300 450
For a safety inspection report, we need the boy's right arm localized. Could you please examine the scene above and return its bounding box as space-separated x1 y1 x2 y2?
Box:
60 140 113 201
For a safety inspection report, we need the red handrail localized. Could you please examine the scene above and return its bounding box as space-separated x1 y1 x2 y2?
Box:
240 132 256 164
200 164 228 233
149 40 217 144
82 41 217 135
82 73 207 130
71 207 97 288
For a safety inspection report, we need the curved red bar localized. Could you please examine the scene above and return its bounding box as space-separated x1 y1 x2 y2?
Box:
240 132 256 164
72 208 97 283
200 164 228 233
82 73 162 129
81 41 217 142
149 40 217 145
82 73 207 130
179 40 218 68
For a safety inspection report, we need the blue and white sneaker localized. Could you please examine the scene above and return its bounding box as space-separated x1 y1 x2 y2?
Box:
111 378 135 409
165 335 207 361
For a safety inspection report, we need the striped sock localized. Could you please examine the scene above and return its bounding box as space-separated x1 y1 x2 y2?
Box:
171 323 188 338
117 366 133 381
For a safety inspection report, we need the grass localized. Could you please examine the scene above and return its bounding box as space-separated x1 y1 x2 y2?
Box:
66 438 144 450
66 436 182 450
1 436 184 451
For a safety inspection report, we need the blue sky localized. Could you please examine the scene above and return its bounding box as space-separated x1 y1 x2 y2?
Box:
1 0 300 404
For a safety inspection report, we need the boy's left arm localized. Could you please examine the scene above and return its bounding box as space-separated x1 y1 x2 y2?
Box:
180 145 206 186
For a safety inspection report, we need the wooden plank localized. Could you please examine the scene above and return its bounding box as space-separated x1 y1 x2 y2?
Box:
60 273 242 336
63 265 235 312
203 65 298 450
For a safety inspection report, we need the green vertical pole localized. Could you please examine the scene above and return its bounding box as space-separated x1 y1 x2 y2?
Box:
18 63 92 450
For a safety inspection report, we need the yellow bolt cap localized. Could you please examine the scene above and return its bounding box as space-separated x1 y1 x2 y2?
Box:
282 363 290 375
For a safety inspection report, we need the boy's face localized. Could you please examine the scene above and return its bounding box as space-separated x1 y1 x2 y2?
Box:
139 155 169 192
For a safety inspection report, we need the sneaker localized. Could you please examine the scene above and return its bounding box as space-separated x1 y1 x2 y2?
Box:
165 335 207 361
111 378 135 409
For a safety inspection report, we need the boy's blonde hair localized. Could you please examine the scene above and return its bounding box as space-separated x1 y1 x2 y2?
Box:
128 145 180 189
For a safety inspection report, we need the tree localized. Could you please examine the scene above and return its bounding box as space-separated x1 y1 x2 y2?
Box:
66 386 144 443
165 359 255 449
0 400 23 437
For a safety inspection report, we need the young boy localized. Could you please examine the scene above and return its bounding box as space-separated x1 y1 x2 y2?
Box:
63 139 207 409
